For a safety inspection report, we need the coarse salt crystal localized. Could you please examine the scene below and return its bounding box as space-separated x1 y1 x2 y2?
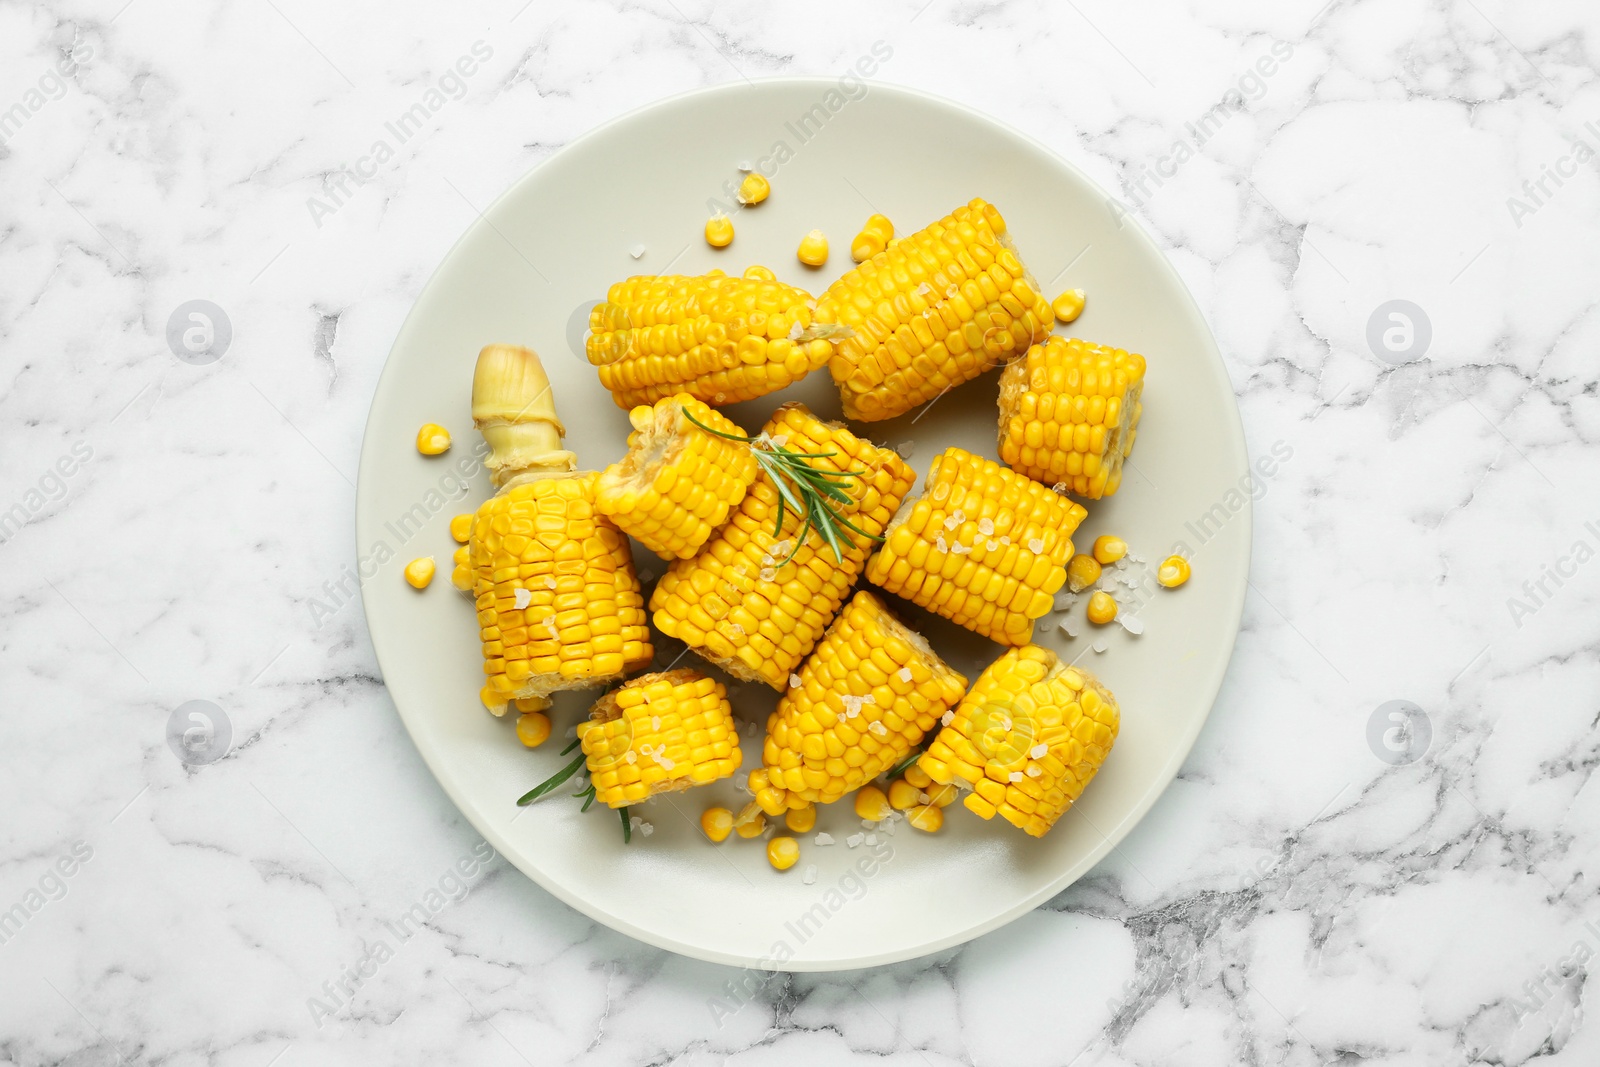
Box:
986 540 999 552
1120 615 1145 635
952 542 970 555
951 510 966 525
943 514 959 531
865 832 878 845
624 750 637 764
999 535 1011 546
802 864 818 885
898 667 913 682
628 243 646 259
1028 538 1044 553
769 435 788 448
861 818 878 829
652 717 661 729
815 832 835 846
1059 618 1079 638
760 568 777 582
1030 744 1047 758
737 160 753 171
1027 765 1042 778
936 536 948 553
630 816 642 830
869 721 888 736
513 588 532 609
1008 772 1023 782
978 517 995 536
846 833 864 848
639 821 654 836
941 710 955 726
1093 640 1108 654
788 321 804 341
790 674 802 689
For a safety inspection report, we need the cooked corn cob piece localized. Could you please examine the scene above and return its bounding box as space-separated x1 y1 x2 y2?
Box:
815 198 1053 422
918 645 1119 837
998 336 1147 499
586 271 835 409
468 345 652 714
865 447 1086 646
749 591 966 813
578 669 742 808
595 394 760 560
651 403 915 689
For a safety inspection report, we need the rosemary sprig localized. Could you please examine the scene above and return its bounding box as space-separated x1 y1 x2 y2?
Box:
884 745 927 781
682 406 881 567
516 724 631 842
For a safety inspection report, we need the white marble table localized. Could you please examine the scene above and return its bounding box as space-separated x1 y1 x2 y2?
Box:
3 0 1595 1063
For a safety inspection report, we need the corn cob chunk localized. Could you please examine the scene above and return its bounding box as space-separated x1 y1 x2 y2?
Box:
815 198 1054 422
998 336 1147 499
595 394 760 560
749 591 967 813
651 403 915 689
865 447 1086 646
468 345 652 714
578 669 742 808
587 270 834 409
918 646 1119 837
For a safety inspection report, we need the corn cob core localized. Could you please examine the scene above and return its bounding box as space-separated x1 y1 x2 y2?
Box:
471 344 577 486
587 271 834 409
651 403 915 689
578 669 742 808
594 394 759 561
918 645 1119 837
815 198 1054 422
749 590 967 813
865 447 1086 646
998 336 1147 499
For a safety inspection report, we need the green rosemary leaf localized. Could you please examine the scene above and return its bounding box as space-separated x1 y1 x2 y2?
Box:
619 806 632 843
885 745 927 780
517 751 586 805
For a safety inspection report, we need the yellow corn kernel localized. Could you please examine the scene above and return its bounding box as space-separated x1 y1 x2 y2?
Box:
1087 591 1118 625
514 696 551 713
515 711 551 748
702 806 735 842
743 265 776 282
748 590 967 813
577 669 742 808
1051 288 1086 324
587 273 830 409
919 645 1119 837
416 423 451 455
1159 555 1191 587
450 513 474 543
785 805 816 833
850 214 894 262
651 404 916 689
1092 535 1127 565
998 335 1147 499
738 172 770 205
865 447 1086 646
767 836 800 870
705 214 734 248
596 394 760 560
906 804 944 832
404 557 435 589
888 779 922 810
735 812 768 838
1067 554 1102 593
926 782 958 807
817 198 1054 422
902 764 932 789
797 229 829 267
854 785 892 821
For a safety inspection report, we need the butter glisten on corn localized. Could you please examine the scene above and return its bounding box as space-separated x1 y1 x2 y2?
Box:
595 393 760 560
578 669 742 808
748 590 967 814
466 344 653 715
586 268 837 409
998 336 1146 499
866 447 1086 646
650 403 915 689
918 645 1119 837
815 198 1054 422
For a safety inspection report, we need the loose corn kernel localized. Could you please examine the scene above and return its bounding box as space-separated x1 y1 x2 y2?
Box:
919 645 1119 837
1067 554 1102 593
1051 288 1086 324
865 447 1087 646
702 806 735 843
514 696 551 713
577 669 742 808
817 198 1054 422
902 764 932 789
888 779 922 810
1159 555 1191 588
767 836 800 870
735 813 768 838
1087 591 1118 625
998 336 1147 499
926 783 958 808
1092 535 1127 565
450 513 474 543
854 785 892 822
416 423 451 455
785 806 816 834
515 711 551 748
797 229 829 267
906 804 943 832
404 557 435 589
705 214 734 248
738 172 770 205
588 274 831 409
849 214 895 262
743 264 776 282
480 684 510 717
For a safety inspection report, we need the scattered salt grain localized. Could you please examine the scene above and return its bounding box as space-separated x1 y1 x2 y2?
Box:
898 667 913 683
624 750 638 764
936 536 948 553
865 832 878 845
986 540 999 552
652 717 661 730
951 542 971 555
1028 538 1044 554
916 282 933 296
941 710 955 726
803 864 818 885
943 514 959 531
790 674 802 689
868 721 888 736
1008 772 1023 783
737 160 754 172
630 816 642 832
760 568 777 582
1120 615 1145 635
978 517 995 536
861 818 878 829
628 243 646 259
788 321 804 341
815 832 835 846
736 772 750 792
768 435 788 449
513 588 532 609
1093 639 1108 654
639 821 654 836
999 535 1011 546
1027 765 1042 778
846 833 864 848
1058 618 1079 638
1030 744 1047 758
951 509 966 525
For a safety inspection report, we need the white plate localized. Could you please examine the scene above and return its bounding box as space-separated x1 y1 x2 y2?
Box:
357 79 1248 970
